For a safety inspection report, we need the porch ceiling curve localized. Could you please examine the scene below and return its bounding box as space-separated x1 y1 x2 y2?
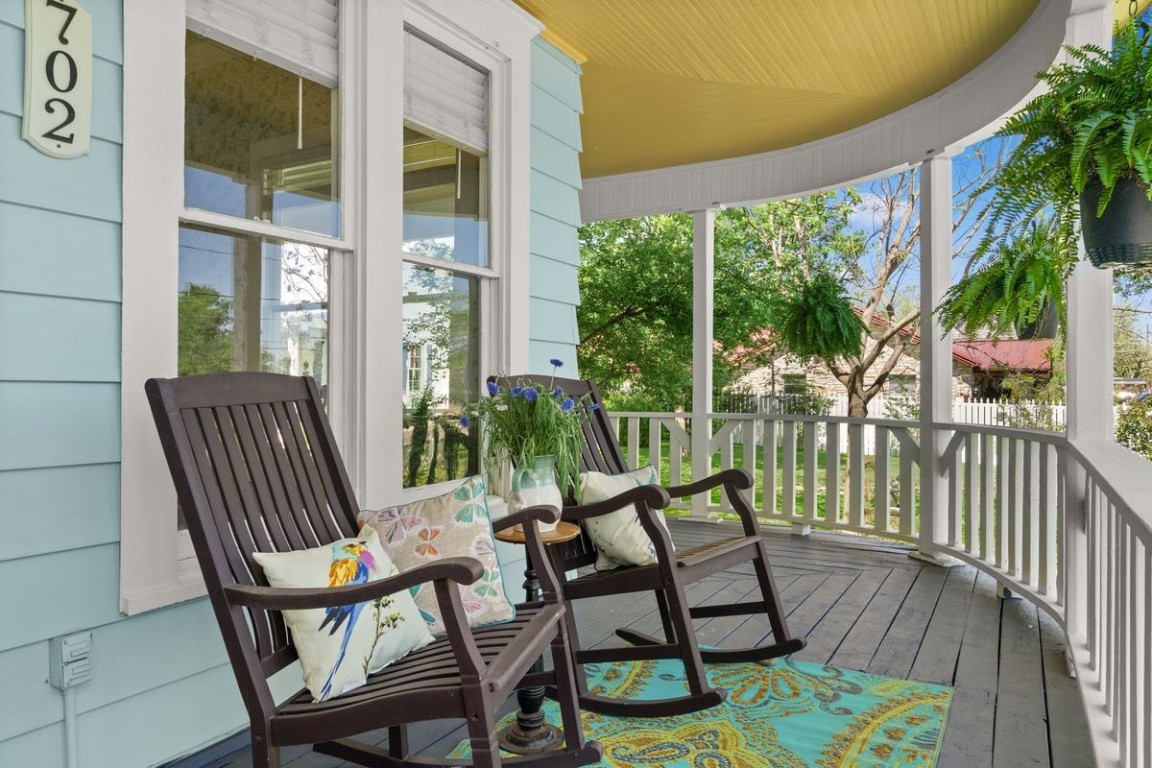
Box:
514 0 1139 220
518 0 1041 179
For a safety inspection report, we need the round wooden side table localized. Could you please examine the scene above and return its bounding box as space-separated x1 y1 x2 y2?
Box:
493 519 581 754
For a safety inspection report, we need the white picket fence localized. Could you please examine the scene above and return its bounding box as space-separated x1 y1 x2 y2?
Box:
788 393 1070 431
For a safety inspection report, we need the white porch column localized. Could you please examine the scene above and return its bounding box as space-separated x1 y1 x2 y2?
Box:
690 209 716 519
1061 0 1113 650
916 155 955 564
1063 260 1113 644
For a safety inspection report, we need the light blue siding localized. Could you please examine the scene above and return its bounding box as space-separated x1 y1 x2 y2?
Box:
0 294 121 382
0 723 66 768
528 39 584 375
0 544 122 652
0 382 120 471
0 23 23 118
0 642 61 742
531 169 581 229
0 202 122 301
530 211 579 267
0 465 120 560
530 255 578 305
530 39 582 112
531 84 582 151
531 127 582 189
0 117 123 221
528 297 579 342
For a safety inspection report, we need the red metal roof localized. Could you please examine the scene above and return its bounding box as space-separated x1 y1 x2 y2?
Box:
952 339 1054 373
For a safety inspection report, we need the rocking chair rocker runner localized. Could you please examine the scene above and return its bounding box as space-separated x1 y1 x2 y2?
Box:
146 372 602 768
506 375 806 718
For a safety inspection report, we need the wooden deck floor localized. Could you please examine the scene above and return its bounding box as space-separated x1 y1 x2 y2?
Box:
205 519 1095 768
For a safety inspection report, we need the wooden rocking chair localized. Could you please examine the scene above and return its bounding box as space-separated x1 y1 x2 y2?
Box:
146 372 602 768
505 375 806 718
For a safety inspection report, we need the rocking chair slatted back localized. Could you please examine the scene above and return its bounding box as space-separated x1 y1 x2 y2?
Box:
159 374 358 671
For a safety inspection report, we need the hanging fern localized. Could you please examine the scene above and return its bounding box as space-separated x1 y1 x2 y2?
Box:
937 218 1070 337
777 274 866 361
972 19 1152 266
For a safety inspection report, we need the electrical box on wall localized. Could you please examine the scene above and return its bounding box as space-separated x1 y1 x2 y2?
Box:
49 632 93 689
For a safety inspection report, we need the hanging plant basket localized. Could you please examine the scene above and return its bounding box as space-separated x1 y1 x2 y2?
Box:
1080 178 1152 268
1015 301 1059 340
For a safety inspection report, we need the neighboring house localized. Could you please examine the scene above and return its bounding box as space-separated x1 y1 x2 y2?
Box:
953 338 1056 397
733 337 1055 404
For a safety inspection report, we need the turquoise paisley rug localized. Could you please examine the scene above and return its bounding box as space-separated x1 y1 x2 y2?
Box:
459 658 952 767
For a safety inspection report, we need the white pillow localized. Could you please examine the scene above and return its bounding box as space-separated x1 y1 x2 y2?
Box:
579 465 672 570
359 476 516 636
252 526 434 702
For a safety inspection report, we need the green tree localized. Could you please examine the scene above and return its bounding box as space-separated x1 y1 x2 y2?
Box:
1114 307 1152 382
577 194 864 412
178 283 233 375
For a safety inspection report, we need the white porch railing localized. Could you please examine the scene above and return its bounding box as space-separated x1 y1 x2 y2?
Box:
610 409 1152 768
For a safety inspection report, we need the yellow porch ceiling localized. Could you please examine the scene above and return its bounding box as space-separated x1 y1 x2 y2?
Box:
515 0 1043 179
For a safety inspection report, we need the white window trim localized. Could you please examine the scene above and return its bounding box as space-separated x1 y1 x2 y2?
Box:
120 0 540 614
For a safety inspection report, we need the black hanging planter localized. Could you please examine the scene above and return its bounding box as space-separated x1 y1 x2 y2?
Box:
1080 177 1152 268
1015 301 1058 340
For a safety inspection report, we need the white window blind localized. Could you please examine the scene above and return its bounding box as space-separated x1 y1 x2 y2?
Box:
404 30 489 153
186 0 339 88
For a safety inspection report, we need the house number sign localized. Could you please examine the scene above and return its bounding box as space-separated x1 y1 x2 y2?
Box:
22 0 93 159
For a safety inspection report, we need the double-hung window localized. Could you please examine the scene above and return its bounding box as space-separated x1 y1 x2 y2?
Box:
400 31 492 488
121 0 537 614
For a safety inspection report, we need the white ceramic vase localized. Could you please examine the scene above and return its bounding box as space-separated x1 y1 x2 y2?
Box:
508 454 563 532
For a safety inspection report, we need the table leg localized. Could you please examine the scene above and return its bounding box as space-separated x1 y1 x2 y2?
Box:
497 562 564 754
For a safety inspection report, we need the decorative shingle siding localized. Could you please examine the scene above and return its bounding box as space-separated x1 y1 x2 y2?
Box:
527 38 583 374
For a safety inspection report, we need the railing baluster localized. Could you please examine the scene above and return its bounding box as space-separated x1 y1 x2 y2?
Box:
741 419 756 503
962 433 976 551
803 421 817 521
1142 553 1151 768
874 426 890 534
782 422 797 518
981 432 994 561
953 435 972 550
1027 437 1036 589
1039 443 1056 597
622 416 638 469
648 417 664 482
1087 477 1098 668
762 419 777 518
899 428 915 538
848 423 864 528
998 435 1011 571
825 418 841 525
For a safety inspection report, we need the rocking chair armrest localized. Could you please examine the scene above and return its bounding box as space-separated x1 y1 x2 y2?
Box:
561 484 671 522
665 467 761 535
224 557 484 610
492 504 561 534
663 467 753 498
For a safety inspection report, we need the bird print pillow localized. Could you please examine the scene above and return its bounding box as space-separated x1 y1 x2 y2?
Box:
253 526 433 703
359 475 515 636
579 465 672 570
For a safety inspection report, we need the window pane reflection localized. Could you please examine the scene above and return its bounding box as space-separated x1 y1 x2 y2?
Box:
402 263 481 487
178 224 329 384
403 127 488 267
184 32 341 238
